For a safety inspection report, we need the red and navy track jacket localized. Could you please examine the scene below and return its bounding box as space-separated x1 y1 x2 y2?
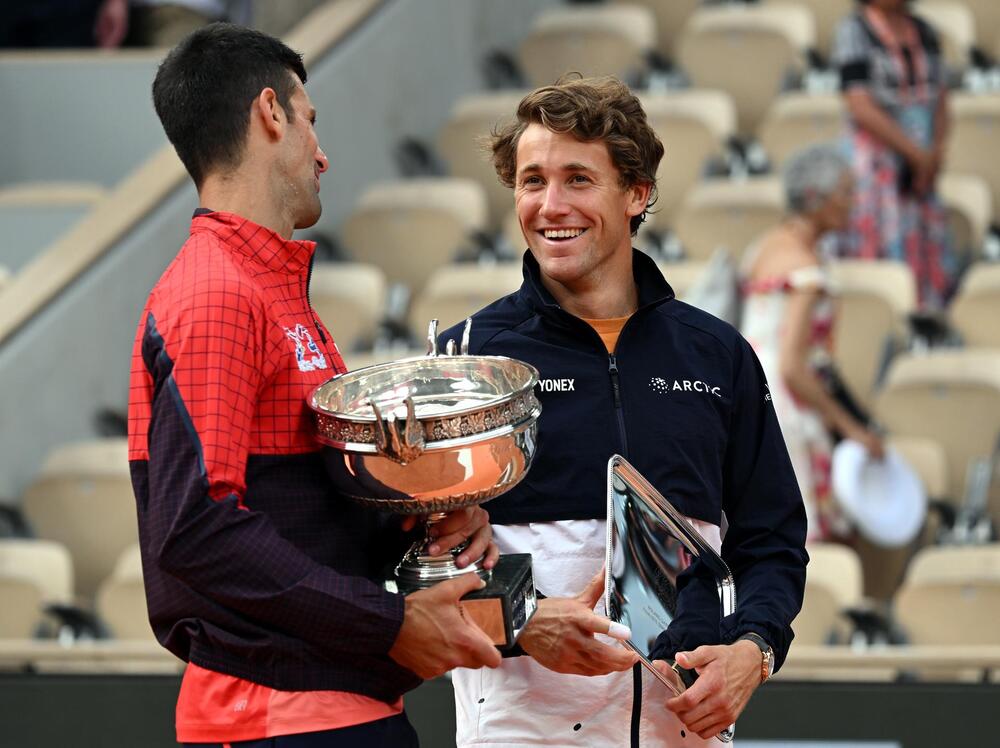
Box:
440 250 808 671
127 211 420 700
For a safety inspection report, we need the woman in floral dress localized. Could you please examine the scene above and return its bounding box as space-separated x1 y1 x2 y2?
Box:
742 145 884 542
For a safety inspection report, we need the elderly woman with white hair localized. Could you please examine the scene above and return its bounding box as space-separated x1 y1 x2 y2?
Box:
742 144 884 542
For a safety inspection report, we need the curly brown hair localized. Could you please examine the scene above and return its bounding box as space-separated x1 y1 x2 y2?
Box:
491 75 663 235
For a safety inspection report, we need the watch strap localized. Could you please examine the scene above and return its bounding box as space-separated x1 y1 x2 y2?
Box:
737 632 774 683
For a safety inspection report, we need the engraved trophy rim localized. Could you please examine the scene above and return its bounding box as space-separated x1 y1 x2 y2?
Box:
308 353 542 454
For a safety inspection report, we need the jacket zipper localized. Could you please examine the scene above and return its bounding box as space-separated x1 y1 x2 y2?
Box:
305 254 327 344
608 354 629 458
610 351 641 745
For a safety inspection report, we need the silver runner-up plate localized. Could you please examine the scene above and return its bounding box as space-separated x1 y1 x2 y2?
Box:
605 455 736 743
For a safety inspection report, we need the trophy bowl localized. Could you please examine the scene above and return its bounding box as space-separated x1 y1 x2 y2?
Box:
308 321 542 647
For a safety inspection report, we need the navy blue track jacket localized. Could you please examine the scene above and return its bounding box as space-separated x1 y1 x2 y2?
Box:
440 249 808 669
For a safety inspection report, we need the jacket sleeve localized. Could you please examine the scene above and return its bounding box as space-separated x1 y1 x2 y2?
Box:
136 286 408 661
717 336 808 670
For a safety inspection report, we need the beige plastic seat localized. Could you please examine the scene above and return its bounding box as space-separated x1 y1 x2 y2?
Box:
827 259 917 414
640 90 738 229
0 577 44 638
950 263 1000 349
309 262 387 353
757 92 845 169
437 92 527 231
0 264 10 293
21 437 136 602
937 172 993 262
946 94 1000 217
895 544 1000 644
931 0 1000 55
673 177 785 262
0 538 73 638
677 3 816 137
339 178 487 296
518 4 656 88
96 543 154 641
875 349 1000 526
763 0 852 62
613 0 701 63
0 538 74 605
501 209 526 255
654 260 710 302
889 436 950 501
913 1 975 73
408 262 523 340
796 542 864 645
906 543 1000 585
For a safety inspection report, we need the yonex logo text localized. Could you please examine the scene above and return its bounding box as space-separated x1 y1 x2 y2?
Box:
539 378 575 392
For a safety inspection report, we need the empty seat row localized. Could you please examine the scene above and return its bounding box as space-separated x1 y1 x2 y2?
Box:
510 2 996 142
433 87 1000 242
799 542 1000 647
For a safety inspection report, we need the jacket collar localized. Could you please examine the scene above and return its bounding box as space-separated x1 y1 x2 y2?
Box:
190 210 316 276
519 248 675 318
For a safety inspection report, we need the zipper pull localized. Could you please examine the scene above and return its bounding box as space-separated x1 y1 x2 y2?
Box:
608 354 621 408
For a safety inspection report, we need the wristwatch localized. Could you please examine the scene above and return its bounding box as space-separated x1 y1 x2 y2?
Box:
738 632 774 684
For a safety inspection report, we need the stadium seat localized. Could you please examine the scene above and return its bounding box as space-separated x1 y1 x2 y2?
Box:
913 1 975 74
937 172 993 263
309 262 388 353
21 437 136 601
757 92 845 169
0 538 74 639
673 177 785 262
517 4 656 88
96 543 154 641
0 538 74 606
0 577 44 638
654 259 711 302
677 3 816 137
889 436 950 501
640 89 737 229
763 0 852 63
946 94 1000 217
895 544 1000 644
950 263 1000 348
437 92 526 231
796 542 864 645
875 349 1000 527
827 259 917 414
339 178 488 294
613 0 701 64
408 262 523 340
936 0 1000 55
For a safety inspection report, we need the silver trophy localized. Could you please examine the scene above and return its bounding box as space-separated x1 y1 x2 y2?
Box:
606 455 736 743
309 319 541 648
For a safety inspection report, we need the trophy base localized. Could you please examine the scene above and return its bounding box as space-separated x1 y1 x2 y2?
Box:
392 553 537 650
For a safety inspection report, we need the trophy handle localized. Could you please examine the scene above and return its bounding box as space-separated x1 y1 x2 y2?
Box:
425 317 473 357
369 397 426 464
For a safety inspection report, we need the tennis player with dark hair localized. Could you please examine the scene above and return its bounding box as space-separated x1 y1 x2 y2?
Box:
128 23 501 747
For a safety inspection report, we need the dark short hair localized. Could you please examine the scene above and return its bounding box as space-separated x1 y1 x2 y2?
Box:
152 23 307 187
491 75 664 235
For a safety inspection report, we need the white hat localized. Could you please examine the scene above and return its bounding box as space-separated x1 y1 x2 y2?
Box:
831 439 927 547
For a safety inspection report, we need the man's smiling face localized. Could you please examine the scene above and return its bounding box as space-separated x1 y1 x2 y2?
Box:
513 123 648 291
